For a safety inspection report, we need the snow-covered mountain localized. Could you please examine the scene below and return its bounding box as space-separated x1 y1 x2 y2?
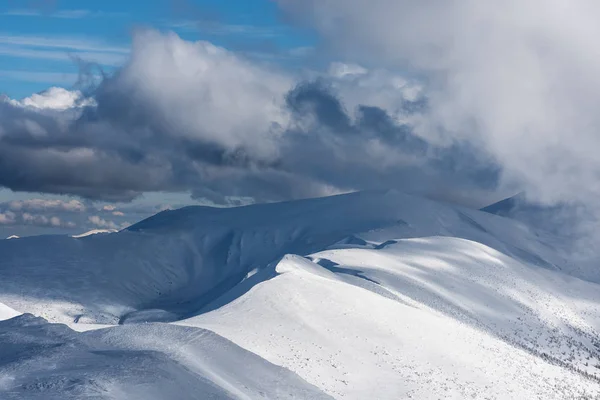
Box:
1 190 599 399
71 229 118 238
481 193 586 240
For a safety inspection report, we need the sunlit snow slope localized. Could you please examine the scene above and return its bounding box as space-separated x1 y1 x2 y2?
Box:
1 190 599 399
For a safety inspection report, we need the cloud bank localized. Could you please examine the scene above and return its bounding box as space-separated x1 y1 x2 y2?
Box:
277 0 600 208
0 29 499 207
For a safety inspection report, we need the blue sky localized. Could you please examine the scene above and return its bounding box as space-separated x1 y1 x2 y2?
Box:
0 0 315 99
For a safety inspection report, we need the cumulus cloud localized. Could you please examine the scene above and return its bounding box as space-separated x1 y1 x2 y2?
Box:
20 212 75 228
326 62 423 115
0 199 78 229
0 30 292 202
88 215 119 230
7 198 86 212
0 211 16 225
8 87 96 110
0 29 500 207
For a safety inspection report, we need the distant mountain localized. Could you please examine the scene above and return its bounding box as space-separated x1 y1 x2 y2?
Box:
481 193 580 237
481 192 526 215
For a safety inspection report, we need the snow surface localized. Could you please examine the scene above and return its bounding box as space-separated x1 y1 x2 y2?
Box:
72 229 118 238
0 314 330 399
0 302 20 321
1 190 599 399
181 250 600 399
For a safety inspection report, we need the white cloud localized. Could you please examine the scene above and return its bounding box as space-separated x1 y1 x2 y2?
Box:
328 62 367 78
101 205 125 216
0 29 495 206
277 0 600 207
21 212 71 227
88 215 118 230
118 30 292 160
8 199 86 213
326 62 423 119
0 211 16 225
49 216 61 227
0 34 128 54
0 204 78 228
22 212 44 224
0 33 128 68
0 44 127 66
8 87 95 111
167 21 282 38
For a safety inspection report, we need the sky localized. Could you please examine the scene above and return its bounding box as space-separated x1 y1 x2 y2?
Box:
2 0 600 239
0 0 315 99
0 0 318 237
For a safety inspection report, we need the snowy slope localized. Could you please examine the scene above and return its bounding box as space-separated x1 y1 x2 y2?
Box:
0 302 20 321
1 190 600 399
178 240 600 399
0 190 578 326
0 314 330 399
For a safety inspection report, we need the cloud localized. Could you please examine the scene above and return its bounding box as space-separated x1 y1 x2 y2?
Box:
0 29 499 207
88 215 118 230
0 211 16 225
0 44 127 66
167 20 283 38
20 212 74 228
7 199 86 212
0 198 79 228
0 34 128 54
8 87 95 111
1 9 126 19
0 33 128 67
276 0 600 207
0 195 147 235
101 205 125 216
